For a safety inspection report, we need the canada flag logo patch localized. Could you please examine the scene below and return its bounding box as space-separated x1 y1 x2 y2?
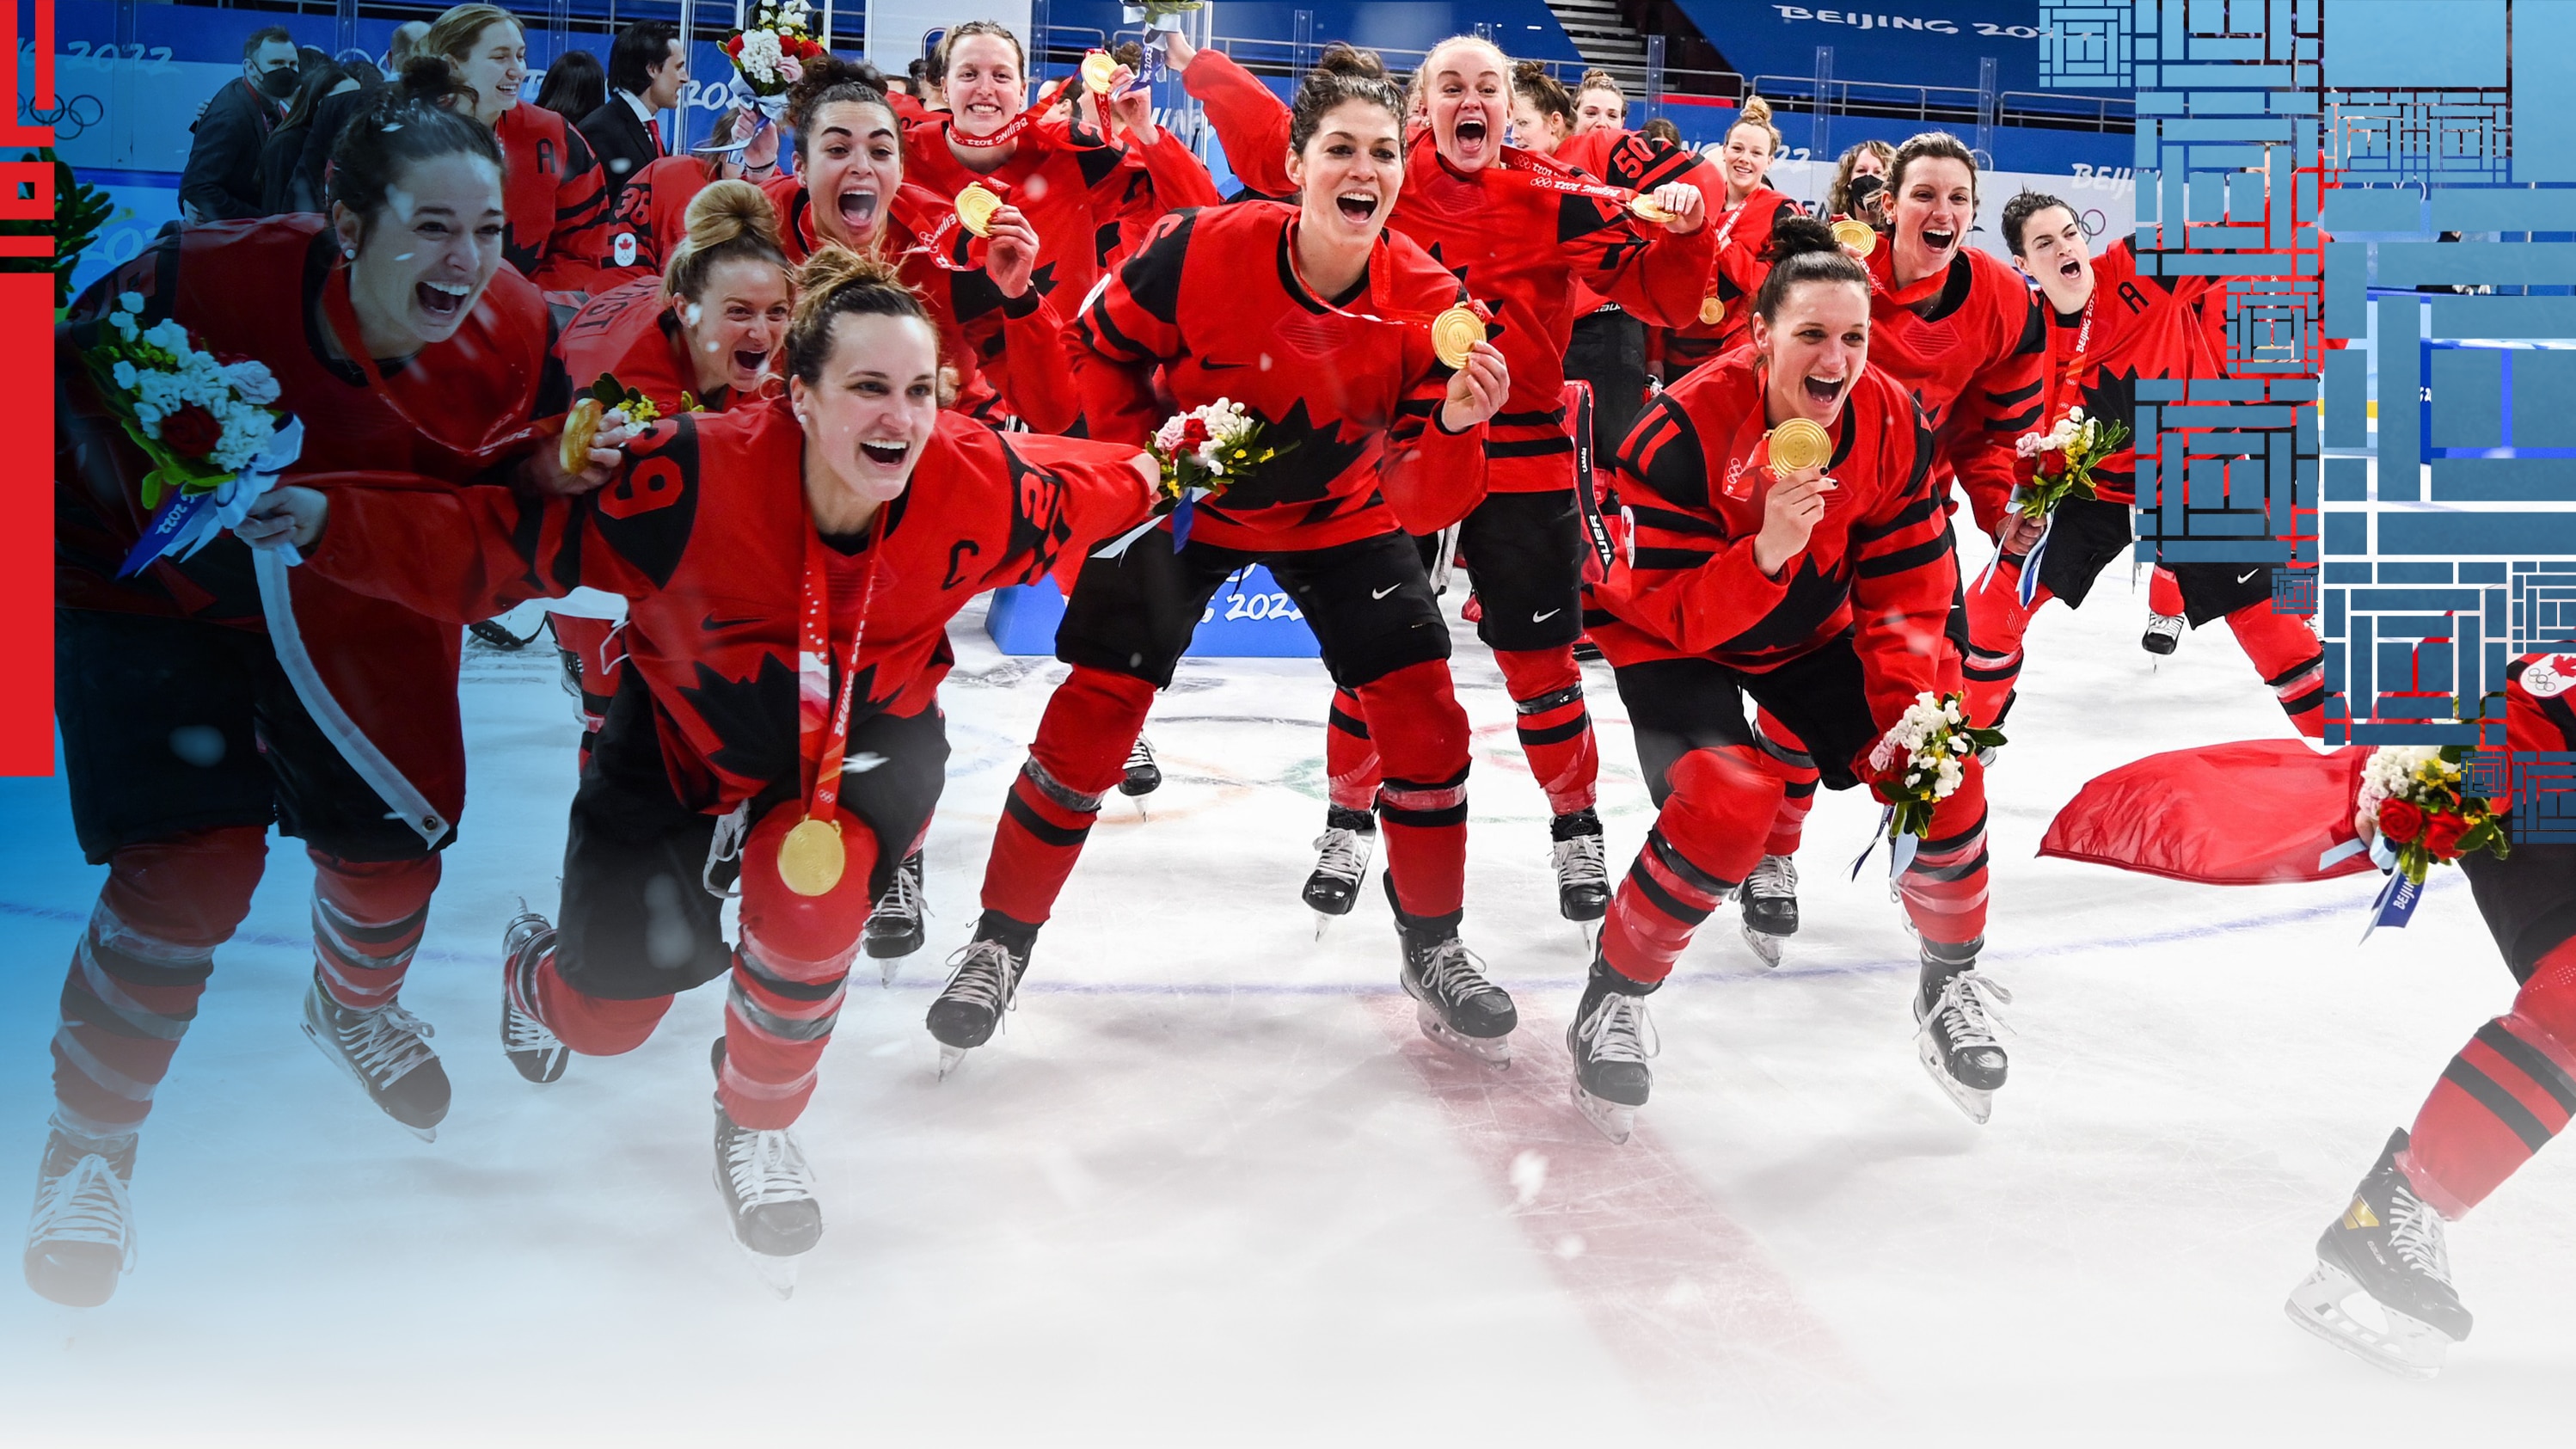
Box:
2524 654 2576 698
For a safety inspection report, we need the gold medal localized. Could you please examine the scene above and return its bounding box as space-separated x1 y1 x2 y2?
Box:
1698 296 1725 327
955 183 1003 238
1628 193 1677 225
1080 50 1119 95
1431 306 1484 369
1769 417 1831 473
558 397 602 474
776 815 847 897
1831 218 1877 256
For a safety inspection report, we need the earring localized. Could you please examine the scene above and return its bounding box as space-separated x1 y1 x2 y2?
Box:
342 246 357 260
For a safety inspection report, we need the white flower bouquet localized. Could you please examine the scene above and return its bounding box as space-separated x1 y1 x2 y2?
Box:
1867 691 2005 838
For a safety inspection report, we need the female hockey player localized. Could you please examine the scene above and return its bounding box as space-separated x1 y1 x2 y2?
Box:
1180 33 1714 936
32 68 610 1307
1572 218 2002 1143
1963 191 2325 740
420 6 613 292
222 249 1159 1281
2286 651 2576 1376
1656 95 1794 375
1727 132 2045 968
935 52 1518 1077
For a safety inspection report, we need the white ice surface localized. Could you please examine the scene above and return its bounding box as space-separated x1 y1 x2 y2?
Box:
3 544 2569 1447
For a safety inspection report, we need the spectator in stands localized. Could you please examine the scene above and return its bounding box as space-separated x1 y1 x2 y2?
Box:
1573 70 1625 133
255 59 360 215
180 26 300 224
580 21 687 201
299 26 426 208
537 49 607 126
1828 138 1894 223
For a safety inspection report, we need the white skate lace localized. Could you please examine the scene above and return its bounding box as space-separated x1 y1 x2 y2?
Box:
28 1151 136 1269
937 941 1023 1020
1926 972 2015 1050
1744 854 1798 903
1551 832 1608 893
869 857 923 927
1311 826 1373 885
2388 1186 2455 1284
1576 992 1659 1068
342 1001 439 1086
1417 939 1504 1008
723 1124 815 1208
1125 735 1156 776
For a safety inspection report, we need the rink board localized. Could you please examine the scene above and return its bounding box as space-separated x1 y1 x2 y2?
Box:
983 564 1322 657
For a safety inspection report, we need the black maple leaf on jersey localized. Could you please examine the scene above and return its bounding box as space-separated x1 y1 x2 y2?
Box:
1211 396 1371 514
1417 243 1511 352
680 651 888 793
2077 364 2147 464
951 260 1059 324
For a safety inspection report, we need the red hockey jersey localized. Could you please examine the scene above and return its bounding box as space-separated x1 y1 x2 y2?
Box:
1861 240 2045 535
301 403 1151 813
1587 353 1952 738
901 109 1157 327
1077 201 1489 547
1551 126 1726 320
2035 237 2223 506
597 154 717 286
498 101 616 293
555 275 769 416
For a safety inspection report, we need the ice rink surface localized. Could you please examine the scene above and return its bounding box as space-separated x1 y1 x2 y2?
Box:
3 543 2569 1447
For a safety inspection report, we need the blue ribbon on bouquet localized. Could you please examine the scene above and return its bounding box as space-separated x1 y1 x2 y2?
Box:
118 415 307 578
1973 499 2054 608
692 80 793 174
1089 487 1211 561
2358 866 2425 942
1849 805 1918 882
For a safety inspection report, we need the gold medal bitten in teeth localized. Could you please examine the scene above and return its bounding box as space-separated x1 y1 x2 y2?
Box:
558 397 602 474
1831 218 1877 255
1768 416 1831 473
776 816 847 897
1431 307 1484 369
954 183 1002 237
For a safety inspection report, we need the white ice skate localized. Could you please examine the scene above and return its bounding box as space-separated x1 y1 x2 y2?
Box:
714 1104 821 1299
1304 819 1376 939
2284 1130 2470 1378
927 939 1027 1078
1737 854 1799 967
1913 970 2013 1125
1399 935 1516 1068
1568 990 1658 1145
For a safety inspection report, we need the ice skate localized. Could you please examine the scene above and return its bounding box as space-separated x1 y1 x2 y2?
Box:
23 1126 137 1308
500 908 569 1085
863 851 927 979
1120 734 1162 813
1567 961 1658 1144
2285 1129 2470 1378
927 937 1028 1078
301 978 450 1140
1303 807 1377 938
2141 612 2185 657
1912 940 2011 1124
1738 853 1800 967
1395 902 1516 1067
1550 808 1610 935
712 1101 821 1296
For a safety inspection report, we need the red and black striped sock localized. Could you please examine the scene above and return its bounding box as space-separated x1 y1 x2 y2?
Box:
1495 647 1600 818
1324 685 1380 814
1600 746 1777 986
1751 709 1819 857
2399 938 2576 1218
977 666 1156 930
310 852 440 1013
1357 660 1472 928
2223 601 2326 740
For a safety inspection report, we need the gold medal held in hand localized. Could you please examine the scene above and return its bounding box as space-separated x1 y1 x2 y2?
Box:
1080 50 1119 95
1698 296 1725 327
1831 218 1877 256
558 397 602 474
1431 306 1484 369
776 815 847 897
1628 193 1677 225
955 182 1003 238
1769 416 1831 473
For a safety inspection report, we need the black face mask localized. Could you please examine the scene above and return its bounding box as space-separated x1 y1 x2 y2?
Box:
256 65 301 101
1847 174 1885 214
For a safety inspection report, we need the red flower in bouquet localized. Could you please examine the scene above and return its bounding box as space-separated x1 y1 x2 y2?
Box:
160 402 223 458
1176 416 1212 451
724 34 744 55
2377 797 2426 844
2420 812 2469 857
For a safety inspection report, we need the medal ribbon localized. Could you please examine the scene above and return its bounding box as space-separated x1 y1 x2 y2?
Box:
798 511 888 823
939 76 1079 150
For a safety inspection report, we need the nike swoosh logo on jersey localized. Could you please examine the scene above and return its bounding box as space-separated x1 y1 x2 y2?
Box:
1533 609 1562 622
2236 569 2260 584
1371 584 1401 599
1202 358 1252 371
702 611 761 630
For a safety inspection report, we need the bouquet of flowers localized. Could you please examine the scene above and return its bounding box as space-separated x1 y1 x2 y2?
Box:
1868 691 2005 839
1094 399 1283 558
722 2 826 103
83 292 304 574
582 372 704 428
2358 745 2512 885
2011 405 2129 522
1124 2 1206 34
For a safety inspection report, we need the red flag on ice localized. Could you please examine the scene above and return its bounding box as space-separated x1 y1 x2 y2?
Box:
2039 740 2379 886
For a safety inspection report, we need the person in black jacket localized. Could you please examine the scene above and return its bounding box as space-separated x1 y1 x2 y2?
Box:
297 22 426 209
180 26 299 223
578 20 686 202
535 48 605 124
255 61 359 215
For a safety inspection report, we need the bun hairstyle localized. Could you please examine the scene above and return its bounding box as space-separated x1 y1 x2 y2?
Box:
935 19 1027 77
665 180 793 303
325 56 505 236
1888 130 1979 206
1827 138 1897 218
1411 33 1509 114
1511 60 1574 129
1577 68 1625 102
785 246 932 386
1729 94 1782 155
1287 43 1406 153
1753 214 1870 322
785 56 895 164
